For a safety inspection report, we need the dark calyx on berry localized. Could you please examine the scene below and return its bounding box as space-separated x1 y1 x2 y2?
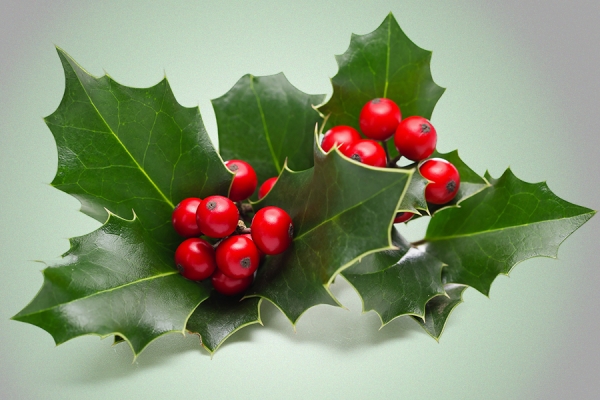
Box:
446 180 456 193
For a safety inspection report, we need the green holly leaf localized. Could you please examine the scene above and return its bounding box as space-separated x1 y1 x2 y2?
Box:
319 13 445 157
424 169 595 295
342 228 445 324
412 284 467 340
246 144 412 323
187 295 262 354
46 47 232 249
396 167 429 214
398 150 489 216
12 213 209 358
214 73 325 187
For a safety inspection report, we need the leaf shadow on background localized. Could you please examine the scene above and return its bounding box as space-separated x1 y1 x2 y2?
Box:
65 278 426 384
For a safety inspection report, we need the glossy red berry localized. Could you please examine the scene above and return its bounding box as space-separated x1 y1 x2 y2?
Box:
393 212 414 224
344 139 387 167
241 233 265 259
251 206 293 255
359 98 402 141
215 235 260 279
174 238 217 281
394 116 437 161
211 269 253 296
196 195 239 238
419 158 460 205
258 177 278 200
321 125 362 153
225 160 258 201
172 197 203 237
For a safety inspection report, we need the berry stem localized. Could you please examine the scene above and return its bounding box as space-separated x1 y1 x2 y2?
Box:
411 238 427 246
380 140 391 166
388 154 402 168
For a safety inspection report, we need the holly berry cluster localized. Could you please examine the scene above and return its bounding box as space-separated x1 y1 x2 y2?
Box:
171 160 292 296
321 98 461 224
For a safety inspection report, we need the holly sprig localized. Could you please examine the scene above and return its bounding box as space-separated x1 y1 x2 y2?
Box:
13 13 594 358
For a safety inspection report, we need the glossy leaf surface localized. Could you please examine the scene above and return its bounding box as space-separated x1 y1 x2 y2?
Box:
214 73 325 187
46 48 232 248
342 228 445 324
413 284 467 339
247 144 412 323
425 169 595 295
319 13 445 157
187 295 262 354
13 214 209 356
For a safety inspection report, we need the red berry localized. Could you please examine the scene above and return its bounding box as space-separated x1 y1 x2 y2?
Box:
344 139 387 167
240 233 265 260
359 98 402 141
258 177 278 200
215 235 260 279
394 116 437 161
225 160 258 201
172 197 203 237
394 212 414 224
196 195 239 238
211 269 253 296
419 158 460 204
321 125 362 153
174 238 216 281
251 206 293 255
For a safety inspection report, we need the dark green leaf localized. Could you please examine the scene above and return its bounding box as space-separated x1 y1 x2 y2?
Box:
214 73 325 187
13 213 209 357
413 284 467 340
187 295 262 354
246 143 412 323
319 13 445 157
397 168 429 214
342 228 445 324
424 169 595 295
46 48 232 248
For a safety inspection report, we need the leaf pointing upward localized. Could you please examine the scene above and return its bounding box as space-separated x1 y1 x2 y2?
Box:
319 13 445 157
46 48 232 248
214 73 325 187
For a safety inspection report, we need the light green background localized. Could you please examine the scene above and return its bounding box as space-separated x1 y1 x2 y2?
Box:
1 1 598 399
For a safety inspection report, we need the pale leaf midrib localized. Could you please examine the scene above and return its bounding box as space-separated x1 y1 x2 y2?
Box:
18 270 179 318
294 174 407 242
426 213 593 242
249 75 281 173
67 58 175 209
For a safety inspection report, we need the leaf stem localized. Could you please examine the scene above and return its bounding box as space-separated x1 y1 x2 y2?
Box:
388 154 402 168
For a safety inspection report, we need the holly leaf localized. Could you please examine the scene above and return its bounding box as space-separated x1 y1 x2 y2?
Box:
46 47 232 249
187 295 262 354
412 284 467 340
213 73 325 187
12 213 209 358
424 169 595 295
342 228 445 324
245 143 412 323
319 13 445 157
